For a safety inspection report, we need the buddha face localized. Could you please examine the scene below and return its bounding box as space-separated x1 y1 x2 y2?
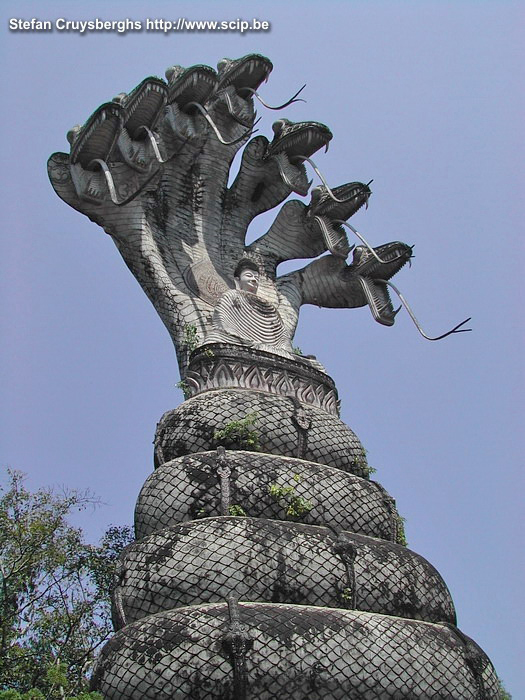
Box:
237 268 259 294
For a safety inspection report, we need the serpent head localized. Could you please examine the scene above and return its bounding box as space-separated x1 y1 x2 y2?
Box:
113 77 168 140
264 119 333 195
306 182 372 258
165 64 217 110
217 54 273 93
266 118 332 161
309 182 371 219
351 243 413 326
214 54 272 127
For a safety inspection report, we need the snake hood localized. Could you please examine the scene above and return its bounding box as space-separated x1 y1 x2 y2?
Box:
165 64 217 109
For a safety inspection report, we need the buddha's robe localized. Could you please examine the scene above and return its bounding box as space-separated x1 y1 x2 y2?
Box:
203 290 294 355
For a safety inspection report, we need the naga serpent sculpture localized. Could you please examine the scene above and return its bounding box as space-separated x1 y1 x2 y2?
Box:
48 53 468 378
48 55 493 699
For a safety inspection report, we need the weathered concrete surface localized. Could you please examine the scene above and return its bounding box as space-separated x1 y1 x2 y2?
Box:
154 389 367 473
114 517 456 628
93 603 499 699
135 450 396 540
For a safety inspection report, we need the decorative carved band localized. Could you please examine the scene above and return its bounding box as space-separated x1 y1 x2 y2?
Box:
185 343 340 416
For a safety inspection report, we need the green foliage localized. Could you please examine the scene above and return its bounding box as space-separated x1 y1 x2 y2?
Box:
268 475 313 520
180 324 201 371
341 587 353 603
395 514 408 546
175 379 191 400
353 448 376 477
228 505 247 517
497 677 512 699
213 413 260 452
0 692 46 700
182 324 199 353
292 346 303 356
0 469 132 697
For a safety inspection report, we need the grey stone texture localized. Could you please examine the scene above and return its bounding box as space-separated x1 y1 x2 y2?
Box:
93 602 500 699
154 389 367 473
134 450 395 540
114 517 456 628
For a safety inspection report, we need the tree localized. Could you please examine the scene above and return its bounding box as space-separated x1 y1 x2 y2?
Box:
498 678 513 699
0 469 133 698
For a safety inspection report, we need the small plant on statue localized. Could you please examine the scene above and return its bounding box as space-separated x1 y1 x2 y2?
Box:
183 324 199 353
497 678 512 699
175 379 191 400
212 412 261 452
395 514 408 547
340 587 353 606
228 505 247 517
362 463 377 477
268 474 313 521
181 323 200 366
353 448 376 477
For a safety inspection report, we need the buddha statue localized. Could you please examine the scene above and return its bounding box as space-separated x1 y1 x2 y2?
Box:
202 259 297 358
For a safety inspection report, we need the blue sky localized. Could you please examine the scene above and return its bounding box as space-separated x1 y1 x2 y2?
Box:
1 0 523 695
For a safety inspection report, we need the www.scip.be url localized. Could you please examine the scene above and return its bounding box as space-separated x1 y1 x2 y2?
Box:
145 18 271 33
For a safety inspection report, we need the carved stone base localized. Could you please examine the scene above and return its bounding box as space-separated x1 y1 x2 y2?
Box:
185 344 340 416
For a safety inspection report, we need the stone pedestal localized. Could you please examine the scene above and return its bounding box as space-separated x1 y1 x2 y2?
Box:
92 348 500 698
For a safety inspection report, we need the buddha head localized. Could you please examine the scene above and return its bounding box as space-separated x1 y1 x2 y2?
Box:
234 259 260 294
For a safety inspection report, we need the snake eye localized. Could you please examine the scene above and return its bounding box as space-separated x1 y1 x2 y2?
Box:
272 119 288 136
112 93 127 105
165 65 185 83
217 58 231 72
66 125 82 145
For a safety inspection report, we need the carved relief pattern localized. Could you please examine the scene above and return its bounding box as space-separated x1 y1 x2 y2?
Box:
134 451 398 540
93 604 500 699
185 344 340 415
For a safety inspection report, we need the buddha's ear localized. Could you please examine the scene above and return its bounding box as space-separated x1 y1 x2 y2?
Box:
233 277 241 290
